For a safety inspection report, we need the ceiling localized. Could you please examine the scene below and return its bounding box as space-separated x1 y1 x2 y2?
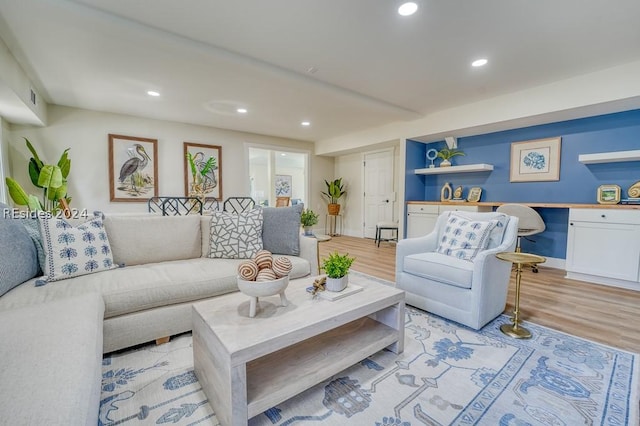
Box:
1 0 639 143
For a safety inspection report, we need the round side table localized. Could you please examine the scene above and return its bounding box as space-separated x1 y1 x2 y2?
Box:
495 251 546 339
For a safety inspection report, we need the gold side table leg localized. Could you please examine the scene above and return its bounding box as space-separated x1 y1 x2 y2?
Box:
500 261 532 339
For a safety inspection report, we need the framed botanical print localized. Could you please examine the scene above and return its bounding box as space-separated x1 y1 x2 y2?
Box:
510 137 561 182
108 134 158 202
275 175 292 197
183 142 222 200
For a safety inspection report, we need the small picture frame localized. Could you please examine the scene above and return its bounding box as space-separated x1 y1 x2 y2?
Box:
467 187 482 202
597 184 621 204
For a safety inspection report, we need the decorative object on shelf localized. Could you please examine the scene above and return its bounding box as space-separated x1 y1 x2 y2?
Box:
275 174 292 197
5 137 72 215
596 184 621 204
440 182 452 201
109 134 158 202
236 250 292 317
628 180 640 198
437 147 465 167
309 276 326 296
183 142 221 200
509 137 561 182
426 148 438 168
467 187 483 202
321 178 346 215
452 186 464 201
300 208 319 236
321 251 355 292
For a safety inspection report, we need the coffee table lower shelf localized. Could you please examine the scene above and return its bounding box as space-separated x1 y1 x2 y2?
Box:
246 316 398 416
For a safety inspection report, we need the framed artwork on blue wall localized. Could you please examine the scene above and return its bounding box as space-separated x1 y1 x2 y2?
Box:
510 137 561 182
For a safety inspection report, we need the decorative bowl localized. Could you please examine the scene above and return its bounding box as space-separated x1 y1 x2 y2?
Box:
237 275 289 317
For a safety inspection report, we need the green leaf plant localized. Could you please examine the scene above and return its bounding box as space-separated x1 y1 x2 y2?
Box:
321 178 346 204
300 209 319 227
437 147 465 161
321 251 355 279
5 138 71 213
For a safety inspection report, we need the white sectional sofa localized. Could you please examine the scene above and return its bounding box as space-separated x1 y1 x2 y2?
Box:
0 208 318 425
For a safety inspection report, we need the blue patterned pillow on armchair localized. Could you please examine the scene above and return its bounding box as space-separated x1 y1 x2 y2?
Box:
436 214 497 261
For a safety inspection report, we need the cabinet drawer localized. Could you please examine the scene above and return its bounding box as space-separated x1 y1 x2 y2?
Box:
569 208 640 225
407 204 438 214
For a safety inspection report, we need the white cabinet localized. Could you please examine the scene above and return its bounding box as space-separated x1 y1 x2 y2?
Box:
565 208 640 290
406 204 492 238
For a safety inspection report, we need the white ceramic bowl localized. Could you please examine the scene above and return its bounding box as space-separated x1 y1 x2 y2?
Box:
237 275 289 297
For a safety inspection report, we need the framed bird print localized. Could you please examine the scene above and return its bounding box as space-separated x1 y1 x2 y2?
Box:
183 142 222 200
108 134 158 202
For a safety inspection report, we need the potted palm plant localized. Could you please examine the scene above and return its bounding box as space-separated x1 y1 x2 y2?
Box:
437 147 465 167
321 251 355 292
300 208 319 236
321 178 346 215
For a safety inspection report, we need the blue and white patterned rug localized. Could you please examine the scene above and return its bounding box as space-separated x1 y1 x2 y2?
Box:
100 300 638 425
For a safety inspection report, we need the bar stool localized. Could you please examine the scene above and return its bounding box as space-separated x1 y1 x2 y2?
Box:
495 251 546 339
375 221 398 247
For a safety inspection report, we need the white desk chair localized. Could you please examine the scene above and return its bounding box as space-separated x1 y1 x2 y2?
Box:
496 204 546 272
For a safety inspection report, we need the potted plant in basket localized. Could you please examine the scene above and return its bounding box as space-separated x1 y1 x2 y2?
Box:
300 209 319 236
437 147 465 167
321 178 346 215
321 251 355 292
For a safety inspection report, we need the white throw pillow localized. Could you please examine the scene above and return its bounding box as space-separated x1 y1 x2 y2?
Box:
38 212 117 284
436 214 497 261
209 209 263 259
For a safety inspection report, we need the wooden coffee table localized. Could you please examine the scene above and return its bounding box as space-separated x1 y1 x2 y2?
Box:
192 274 405 426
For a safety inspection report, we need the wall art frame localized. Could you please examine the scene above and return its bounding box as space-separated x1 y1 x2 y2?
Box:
109 134 158 202
597 184 621 204
275 174 292 197
467 187 483 202
183 142 222 200
510 137 561 182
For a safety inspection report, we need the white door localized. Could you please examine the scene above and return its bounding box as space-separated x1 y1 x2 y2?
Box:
363 149 395 239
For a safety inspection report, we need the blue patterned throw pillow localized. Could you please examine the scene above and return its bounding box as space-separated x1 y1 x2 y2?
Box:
436 214 497 261
208 208 263 259
38 212 117 284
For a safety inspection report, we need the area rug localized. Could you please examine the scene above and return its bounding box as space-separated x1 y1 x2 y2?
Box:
99 277 638 426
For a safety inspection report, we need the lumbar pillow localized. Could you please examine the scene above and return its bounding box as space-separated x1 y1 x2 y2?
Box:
38 212 117 284
436 213 497 261
261 204 303 255
0 205 40 295
209 208 263 259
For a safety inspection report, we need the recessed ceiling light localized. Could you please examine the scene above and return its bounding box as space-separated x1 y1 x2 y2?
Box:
301 121 311 126
472 58 488 67
398 2 418 16
237 108 248 114
147 90 160 97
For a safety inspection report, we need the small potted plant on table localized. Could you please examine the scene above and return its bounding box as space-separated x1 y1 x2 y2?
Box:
321 251 355 292
300 209 319 236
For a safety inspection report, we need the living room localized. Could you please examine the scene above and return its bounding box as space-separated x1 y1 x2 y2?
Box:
1 1 640 425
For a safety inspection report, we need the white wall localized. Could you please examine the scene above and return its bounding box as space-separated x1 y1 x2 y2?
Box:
7 104 334 214
0 117 9 203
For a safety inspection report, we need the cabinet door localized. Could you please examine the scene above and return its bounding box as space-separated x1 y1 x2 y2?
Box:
407 213 438 238
566 221 640 282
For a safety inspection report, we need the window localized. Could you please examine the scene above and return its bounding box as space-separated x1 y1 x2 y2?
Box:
247 146 309 207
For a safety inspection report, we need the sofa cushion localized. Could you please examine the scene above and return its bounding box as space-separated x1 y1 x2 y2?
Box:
0 292 104 425
436 214 497 261
0 207 40 295
209 208 263 259
39 212 117 283
403 252 474 289
0 256 311 317
262 204 303 255
447 211 510 250
104 214 202 266
19 216 46 273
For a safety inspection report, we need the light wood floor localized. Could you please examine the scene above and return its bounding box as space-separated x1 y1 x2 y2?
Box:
319 235 640 354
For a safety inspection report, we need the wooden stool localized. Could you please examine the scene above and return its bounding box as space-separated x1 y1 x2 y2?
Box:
495 251 546 339
375 221 398 247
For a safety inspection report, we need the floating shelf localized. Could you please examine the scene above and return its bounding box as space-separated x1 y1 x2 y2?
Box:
578 150 640 164
414 163 494 175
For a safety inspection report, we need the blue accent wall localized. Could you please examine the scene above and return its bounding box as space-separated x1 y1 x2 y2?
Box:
405 109 640 259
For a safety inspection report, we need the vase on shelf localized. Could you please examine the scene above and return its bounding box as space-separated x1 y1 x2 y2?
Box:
439 159 452 167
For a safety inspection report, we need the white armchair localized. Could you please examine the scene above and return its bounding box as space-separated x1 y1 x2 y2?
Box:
396 211 518 330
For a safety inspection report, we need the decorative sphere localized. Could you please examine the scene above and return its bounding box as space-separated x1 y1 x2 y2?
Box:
272 257 293 277
237 260 259 281
254 250 273 270
256 268 277 282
